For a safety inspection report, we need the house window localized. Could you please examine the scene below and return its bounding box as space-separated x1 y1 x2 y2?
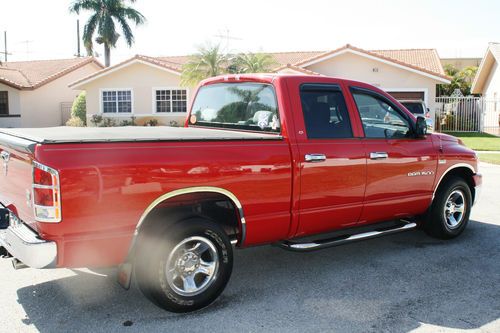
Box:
155 89 187 113
0 91 8 115
102 90 132 113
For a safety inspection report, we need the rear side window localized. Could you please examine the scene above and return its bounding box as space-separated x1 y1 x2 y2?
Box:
401 102 424 115
352 89 411 139
300 84 353 139
190 83 280 133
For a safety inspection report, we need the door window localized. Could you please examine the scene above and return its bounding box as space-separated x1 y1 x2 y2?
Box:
300 84 353 139
352 90 411 139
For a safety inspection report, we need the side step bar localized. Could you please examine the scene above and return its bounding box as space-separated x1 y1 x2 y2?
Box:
278 221 417 252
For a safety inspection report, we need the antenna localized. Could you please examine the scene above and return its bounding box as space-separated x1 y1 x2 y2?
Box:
18 40 34 60
213 28 242 52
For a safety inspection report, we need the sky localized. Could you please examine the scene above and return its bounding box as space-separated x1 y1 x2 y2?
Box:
1 0 499 65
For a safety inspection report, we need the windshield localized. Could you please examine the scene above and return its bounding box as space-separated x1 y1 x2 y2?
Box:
401 102 424 115
189 83 280 133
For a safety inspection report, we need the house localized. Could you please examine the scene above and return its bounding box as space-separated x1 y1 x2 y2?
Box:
471 43 500 98
70 44 450 126
0 57 103 128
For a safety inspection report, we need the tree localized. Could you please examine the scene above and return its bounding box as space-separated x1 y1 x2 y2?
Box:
438 64 478 96
232 52 277 73
70 0 146 67
70 91 87 124
180 44 230 86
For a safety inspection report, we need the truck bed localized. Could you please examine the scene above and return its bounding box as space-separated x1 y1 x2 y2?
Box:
0 126 282 145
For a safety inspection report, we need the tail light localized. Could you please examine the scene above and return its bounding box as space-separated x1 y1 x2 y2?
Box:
32 161 61 223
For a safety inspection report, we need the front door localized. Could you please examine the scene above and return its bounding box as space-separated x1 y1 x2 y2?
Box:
295 83 366 237
349 87 438 224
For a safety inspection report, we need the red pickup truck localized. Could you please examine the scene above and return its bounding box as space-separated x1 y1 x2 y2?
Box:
0 74 481 312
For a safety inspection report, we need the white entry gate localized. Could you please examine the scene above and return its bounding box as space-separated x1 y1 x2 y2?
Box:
435 96 500 134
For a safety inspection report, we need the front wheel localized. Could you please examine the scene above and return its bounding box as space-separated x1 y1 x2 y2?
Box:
135 218 233 312
424 176 472 239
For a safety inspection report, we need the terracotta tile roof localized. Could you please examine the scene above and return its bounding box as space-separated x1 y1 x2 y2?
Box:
370 48 445 75
70 45 449 88
294 44 449 80
274 63 323 75
155 46 447 80
0 57 103 90
154 51 325 72
69 54 183 88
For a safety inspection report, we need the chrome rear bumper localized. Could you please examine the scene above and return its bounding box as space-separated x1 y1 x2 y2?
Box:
0 211 57 269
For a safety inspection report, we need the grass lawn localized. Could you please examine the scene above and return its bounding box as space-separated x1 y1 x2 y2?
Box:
477 153 500 165
444 132 500 151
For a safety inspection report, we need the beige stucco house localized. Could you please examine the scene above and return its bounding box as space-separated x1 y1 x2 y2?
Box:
0 57 103 128
471 43 500 98
70 44 450 126
69 55 191 126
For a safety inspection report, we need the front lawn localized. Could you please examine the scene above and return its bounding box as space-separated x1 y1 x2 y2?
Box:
477 153 500 165
444 132 500 151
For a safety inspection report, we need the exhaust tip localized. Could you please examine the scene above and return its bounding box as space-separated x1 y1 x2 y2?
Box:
12 258 28 270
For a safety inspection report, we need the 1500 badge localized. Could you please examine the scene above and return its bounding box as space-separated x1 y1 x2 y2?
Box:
408 171 434 177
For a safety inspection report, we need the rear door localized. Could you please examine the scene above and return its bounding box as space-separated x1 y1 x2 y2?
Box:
289 81 366 237
347 86 438 223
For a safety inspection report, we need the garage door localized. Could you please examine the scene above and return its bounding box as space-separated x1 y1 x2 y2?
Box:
387 91 425 101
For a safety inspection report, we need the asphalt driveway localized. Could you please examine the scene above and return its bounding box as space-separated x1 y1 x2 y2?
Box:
1 163 499 333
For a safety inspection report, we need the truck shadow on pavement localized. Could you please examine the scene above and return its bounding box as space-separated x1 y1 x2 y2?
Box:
16 219 500 332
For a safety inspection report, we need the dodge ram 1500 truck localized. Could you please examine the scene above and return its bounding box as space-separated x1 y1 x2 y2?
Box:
0 74 482 312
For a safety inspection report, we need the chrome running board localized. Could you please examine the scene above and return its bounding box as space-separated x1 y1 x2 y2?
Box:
279 221 417 252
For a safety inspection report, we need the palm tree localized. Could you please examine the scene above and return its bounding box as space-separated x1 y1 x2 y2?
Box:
70 0 146 67
232 52 277 73
181 44 229 86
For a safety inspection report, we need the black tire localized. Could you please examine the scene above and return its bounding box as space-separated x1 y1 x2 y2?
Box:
424 176 472 239
135 217 233 313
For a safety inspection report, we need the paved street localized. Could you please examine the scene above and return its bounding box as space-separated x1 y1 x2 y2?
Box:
1 163 499 333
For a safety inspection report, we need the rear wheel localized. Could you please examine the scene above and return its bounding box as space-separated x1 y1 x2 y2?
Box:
135 218 233 312
424 176 472 239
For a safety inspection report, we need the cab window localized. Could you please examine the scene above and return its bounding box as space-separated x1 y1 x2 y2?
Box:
300 84 353 139
351 89 411 139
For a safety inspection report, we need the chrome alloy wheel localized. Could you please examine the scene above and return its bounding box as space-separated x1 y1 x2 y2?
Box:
165 236 219 297
443 190 466 229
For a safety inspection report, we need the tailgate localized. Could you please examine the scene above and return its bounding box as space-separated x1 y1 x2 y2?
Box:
0 133 38 230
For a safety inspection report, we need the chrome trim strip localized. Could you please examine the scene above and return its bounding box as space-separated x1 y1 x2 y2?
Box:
126 186 247 262
432 163 476 200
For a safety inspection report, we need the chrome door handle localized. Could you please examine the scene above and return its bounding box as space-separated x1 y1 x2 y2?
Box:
305 154 326 162
370 152 389 160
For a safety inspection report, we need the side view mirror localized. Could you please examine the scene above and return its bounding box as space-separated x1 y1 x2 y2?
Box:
415 116 427 138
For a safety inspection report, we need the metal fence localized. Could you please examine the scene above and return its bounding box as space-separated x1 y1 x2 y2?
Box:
434 97 500 134
60 102 73 125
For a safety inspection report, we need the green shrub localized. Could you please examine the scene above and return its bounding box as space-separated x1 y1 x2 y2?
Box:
90 114 103 126
100 118 116 127
66 117 85 127
144 119 159 126
71 92 87 125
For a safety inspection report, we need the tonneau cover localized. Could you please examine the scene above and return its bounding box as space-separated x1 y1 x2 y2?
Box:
0 126 282 144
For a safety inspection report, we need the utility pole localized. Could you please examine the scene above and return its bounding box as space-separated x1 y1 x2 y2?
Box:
76 19 81 57
1 31 12 62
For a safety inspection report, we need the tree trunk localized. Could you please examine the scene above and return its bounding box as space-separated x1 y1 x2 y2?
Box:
104 44 111 67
